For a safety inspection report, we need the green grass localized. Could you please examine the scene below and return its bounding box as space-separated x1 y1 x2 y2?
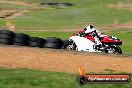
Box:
12 6 131 30
0 67 131 88
0 0 132 30
20 31 73 39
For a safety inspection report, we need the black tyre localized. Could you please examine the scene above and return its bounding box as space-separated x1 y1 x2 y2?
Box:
115 46 122 54
0 30 14 45
14 38 29 46
0 34 13 39
0 38 13 45
64 39 77 50
13 42 26 46
47 37 63 44
45 37 63 49
29 37 46 48
44 42 61 49
105 45 122 54
0 30 15 41
14 38 28 43
76 76 85 85
15 33 29 40
13 33 30 46
0 30 14 36
62 40 70 49
29 37 45 43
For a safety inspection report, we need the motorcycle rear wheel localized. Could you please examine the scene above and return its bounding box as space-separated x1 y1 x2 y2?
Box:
66 44 78 51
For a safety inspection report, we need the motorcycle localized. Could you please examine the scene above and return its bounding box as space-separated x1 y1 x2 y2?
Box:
64 30 122 54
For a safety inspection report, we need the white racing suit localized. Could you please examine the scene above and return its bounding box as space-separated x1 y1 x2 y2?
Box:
77 25 106 51
84 26 103 46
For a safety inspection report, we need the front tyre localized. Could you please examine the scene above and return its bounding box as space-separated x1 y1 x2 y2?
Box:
106 45 122 54
115 46 122 54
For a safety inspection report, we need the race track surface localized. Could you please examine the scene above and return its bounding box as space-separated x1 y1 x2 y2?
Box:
0 45 131 73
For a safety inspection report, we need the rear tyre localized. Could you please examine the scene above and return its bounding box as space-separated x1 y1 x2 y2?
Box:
65 39 77 50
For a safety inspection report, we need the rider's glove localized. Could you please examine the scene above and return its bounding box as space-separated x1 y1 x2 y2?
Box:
79 32 85 37
76 32 85 37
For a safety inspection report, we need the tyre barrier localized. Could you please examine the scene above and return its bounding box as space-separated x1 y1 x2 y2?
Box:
0 30 64 49
0 30 15 45
13 33 30 46
29 37 46 48
62 40 70 49
45 37 63 49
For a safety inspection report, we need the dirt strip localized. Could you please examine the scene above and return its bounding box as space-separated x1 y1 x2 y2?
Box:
0 45 131 73
0 0 38 7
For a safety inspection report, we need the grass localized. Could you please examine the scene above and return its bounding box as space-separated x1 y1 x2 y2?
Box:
0 67 76 88
0 67 131 88
20 31 73 39
12 6 131 30
0 0 132 30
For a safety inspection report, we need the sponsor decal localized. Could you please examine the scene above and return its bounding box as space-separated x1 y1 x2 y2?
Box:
77 66 131 84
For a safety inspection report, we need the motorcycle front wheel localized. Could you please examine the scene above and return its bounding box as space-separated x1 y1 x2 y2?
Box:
106 45 122 54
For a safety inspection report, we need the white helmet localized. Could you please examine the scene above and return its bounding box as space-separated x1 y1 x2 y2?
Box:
84 25 95 33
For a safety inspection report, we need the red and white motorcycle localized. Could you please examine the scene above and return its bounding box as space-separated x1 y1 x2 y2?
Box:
64 28 122 54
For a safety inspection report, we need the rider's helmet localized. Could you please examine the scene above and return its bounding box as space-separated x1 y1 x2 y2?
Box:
84 25 95 34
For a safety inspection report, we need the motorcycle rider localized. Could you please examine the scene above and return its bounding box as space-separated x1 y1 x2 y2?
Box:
77 25 104 38
68 25 122 53
77 25 104 49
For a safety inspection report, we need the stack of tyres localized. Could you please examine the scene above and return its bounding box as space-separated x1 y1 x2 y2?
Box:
0 30 65 50
14 33 29 46
62 40 70 49
29 37 46 48
45 37 63 49
0 30 15 45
